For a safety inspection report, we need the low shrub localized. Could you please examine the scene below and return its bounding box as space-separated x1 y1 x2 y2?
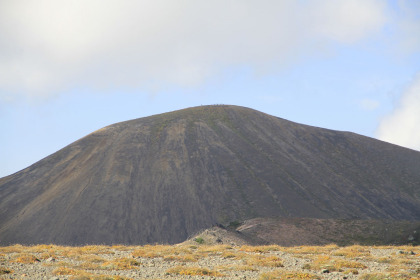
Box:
166 266 224 276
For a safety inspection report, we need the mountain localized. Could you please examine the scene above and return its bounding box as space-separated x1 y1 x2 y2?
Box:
1 105 419 245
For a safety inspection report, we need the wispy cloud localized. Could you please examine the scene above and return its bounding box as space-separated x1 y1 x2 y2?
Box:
0 0 388 100
376 73 420 151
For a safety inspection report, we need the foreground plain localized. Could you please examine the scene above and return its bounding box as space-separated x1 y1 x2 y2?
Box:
0 243 419 280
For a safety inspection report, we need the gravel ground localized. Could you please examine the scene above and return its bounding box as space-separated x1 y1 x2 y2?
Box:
1 243 419 280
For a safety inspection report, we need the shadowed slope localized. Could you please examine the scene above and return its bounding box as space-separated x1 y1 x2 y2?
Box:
1 105 419 245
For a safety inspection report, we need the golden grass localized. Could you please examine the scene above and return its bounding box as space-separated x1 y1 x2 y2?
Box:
72 258 141 271
11 253 40 264
100 258 141 270
0 244 114 257
132 244 189 258
1 243 419 279
53 266 85 276
216 264 258 271
71 276 133 280
0 244 25 253
332 245 371 258
53 266 133 280
196 244 233 255
110 245 136 251
283 244 338 255
24 244 57 253
303 255 367 272
244 254 284 267
78 254 108 263
163 254 198 262
38 251 59 260
59 245 114 257
42 260 73 268
166 265 224 277
359 272 420 280
375 256 417 266
239 245 281 253
131 243 235 261
259 270 321 280
221 250 243 258
132 244 201 264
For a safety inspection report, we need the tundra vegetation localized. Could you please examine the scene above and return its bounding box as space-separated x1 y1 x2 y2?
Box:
0 243 418 279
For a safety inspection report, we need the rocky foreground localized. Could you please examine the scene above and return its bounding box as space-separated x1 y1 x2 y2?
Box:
0 229 419 280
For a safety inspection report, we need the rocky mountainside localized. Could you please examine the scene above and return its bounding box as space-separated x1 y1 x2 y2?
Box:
1 105 419 245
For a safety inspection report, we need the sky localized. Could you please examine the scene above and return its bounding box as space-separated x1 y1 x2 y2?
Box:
1 0 420 178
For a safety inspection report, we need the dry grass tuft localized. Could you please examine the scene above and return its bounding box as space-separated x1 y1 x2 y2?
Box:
110 245 136 251
0 266 13 275
77 258 140 271
71 276 133 280
25 244 57 253
197 244 233 256
332 245 371 258
221 250 244 259
42 260 73 268
53 266 84 276
163 254 198 262
284 244 338 255
360 272 395 280
100 258 141 270
132 244 197 262
11 253 40 264
216 264 258 271
78 254 108 263
304 255 367 272
66 245 113 256
1 243 419 279
244 255 284 267
239 245 281 253
53 266 133 280
166 266 224 277
44 245 114 259
0 244 25 253
259 270 321 279
132 244 185 258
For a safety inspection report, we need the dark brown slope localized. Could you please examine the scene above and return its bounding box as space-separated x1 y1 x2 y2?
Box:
1 105 420 245
235 218 420 246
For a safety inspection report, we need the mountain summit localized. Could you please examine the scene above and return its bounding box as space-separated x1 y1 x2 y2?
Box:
1 105 419 245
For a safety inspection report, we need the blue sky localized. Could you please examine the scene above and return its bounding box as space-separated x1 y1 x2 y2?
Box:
1 0 420 178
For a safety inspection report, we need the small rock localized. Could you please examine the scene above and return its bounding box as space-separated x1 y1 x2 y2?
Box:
46 257 56 262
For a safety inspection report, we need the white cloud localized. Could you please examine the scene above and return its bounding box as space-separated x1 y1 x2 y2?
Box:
0 0 388 100
376 73 420 151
